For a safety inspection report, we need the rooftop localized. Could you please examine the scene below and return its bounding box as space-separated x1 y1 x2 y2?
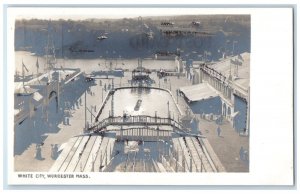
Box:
179 83 219 102
210 52 250 90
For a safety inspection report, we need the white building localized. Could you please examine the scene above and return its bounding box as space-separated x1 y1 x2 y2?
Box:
179 52 250 134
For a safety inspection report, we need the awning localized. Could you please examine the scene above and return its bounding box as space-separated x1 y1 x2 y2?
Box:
15 84 38 95
179 83 219 102
231 111 239 118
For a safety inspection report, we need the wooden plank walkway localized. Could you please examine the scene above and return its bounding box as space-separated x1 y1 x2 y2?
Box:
106 138 115 164
97 138 116 172
56 136 84 172
172 138 183 168
93 137 112 171
178 137 195 172
49 136 80 172
184 137 200 172
83 136 103 172
185 137 215 172
49 135 222 173
93 137 109 171
172 137 191 172
74 136 98 172
50 135 116 172
198 137 226 172
65 136 90 172
156 162 167 172
192 137 217 172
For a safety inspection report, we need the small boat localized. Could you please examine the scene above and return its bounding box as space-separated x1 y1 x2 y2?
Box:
134 99 142 111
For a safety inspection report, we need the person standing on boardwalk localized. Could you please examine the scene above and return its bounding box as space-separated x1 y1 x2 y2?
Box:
217 126 221 137
35 144 42 160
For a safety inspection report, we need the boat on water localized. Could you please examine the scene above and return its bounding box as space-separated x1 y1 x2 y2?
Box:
134 99 142 111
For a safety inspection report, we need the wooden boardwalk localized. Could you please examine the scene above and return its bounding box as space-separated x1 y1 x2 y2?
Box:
172 137 190 172
50 133 223 173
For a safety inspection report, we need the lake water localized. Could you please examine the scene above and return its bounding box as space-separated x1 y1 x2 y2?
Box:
15 51 178 76
97 87 180 122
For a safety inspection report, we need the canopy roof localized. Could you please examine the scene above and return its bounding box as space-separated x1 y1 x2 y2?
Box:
179 83 219 102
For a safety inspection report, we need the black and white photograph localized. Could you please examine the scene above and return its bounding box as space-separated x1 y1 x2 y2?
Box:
2 4 295 187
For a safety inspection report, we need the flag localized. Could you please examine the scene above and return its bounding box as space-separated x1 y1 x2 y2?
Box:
22 60 29 72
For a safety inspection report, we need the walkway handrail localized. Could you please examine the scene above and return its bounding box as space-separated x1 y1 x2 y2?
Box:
88 115 185 133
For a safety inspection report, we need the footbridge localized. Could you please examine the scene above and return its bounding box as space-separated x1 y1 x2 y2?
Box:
88 115 185 133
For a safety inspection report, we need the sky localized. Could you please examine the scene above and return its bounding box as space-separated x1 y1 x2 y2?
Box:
9 7 245 20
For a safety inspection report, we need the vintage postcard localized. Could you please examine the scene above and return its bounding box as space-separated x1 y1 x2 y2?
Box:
4 6 294 186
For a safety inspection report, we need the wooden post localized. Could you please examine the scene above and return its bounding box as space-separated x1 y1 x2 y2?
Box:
190 156 193 172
